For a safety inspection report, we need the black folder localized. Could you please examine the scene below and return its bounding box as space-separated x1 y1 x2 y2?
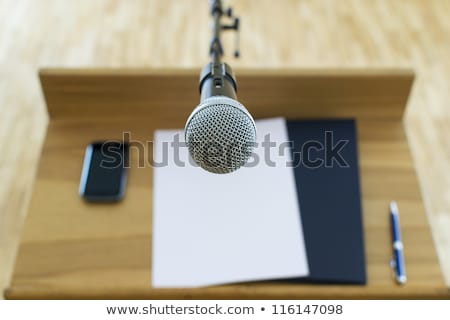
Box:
286 119 367 284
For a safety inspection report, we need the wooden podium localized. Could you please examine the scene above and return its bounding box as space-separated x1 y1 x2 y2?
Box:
5 69 448 299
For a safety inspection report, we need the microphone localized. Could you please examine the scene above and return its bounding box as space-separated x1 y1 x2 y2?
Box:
184 0 256 174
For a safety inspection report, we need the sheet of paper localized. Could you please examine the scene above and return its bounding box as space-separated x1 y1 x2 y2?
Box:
152 117 309 287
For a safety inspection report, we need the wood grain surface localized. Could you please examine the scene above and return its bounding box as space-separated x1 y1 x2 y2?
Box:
4 69 448 299
1 0 450 298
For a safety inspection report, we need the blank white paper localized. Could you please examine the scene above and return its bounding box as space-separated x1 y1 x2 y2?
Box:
152 117 309 287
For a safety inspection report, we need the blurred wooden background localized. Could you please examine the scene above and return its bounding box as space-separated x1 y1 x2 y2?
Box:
1 0 449 297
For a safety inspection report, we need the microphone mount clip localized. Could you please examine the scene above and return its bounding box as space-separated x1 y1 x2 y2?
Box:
209 0 241 60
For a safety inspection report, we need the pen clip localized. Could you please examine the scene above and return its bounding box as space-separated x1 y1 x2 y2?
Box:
390 258 397 279
391 253 407 285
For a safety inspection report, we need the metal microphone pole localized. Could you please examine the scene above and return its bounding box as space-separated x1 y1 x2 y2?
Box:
199 0 241 102
185 0 256 174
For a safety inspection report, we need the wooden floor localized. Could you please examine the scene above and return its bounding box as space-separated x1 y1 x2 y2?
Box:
1 0 449 297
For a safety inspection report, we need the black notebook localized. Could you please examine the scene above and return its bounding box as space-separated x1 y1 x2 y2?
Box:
286 119 367 284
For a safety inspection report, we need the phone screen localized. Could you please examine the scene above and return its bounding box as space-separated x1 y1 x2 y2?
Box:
79 141 129 202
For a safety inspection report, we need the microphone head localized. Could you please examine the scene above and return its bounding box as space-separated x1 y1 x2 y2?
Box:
184 96 256 174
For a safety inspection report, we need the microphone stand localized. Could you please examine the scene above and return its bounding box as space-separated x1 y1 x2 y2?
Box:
199 0 241 102
209 0 240 63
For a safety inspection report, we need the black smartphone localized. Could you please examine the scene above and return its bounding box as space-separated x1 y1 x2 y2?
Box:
79 141 129 202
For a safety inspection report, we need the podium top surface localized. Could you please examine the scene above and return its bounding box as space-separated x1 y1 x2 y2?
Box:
5 68 448 299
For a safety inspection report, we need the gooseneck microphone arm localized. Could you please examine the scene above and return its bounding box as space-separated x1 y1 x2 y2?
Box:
199 0 241 102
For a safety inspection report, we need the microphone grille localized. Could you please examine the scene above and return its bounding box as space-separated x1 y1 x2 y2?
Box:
185 96 256 174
